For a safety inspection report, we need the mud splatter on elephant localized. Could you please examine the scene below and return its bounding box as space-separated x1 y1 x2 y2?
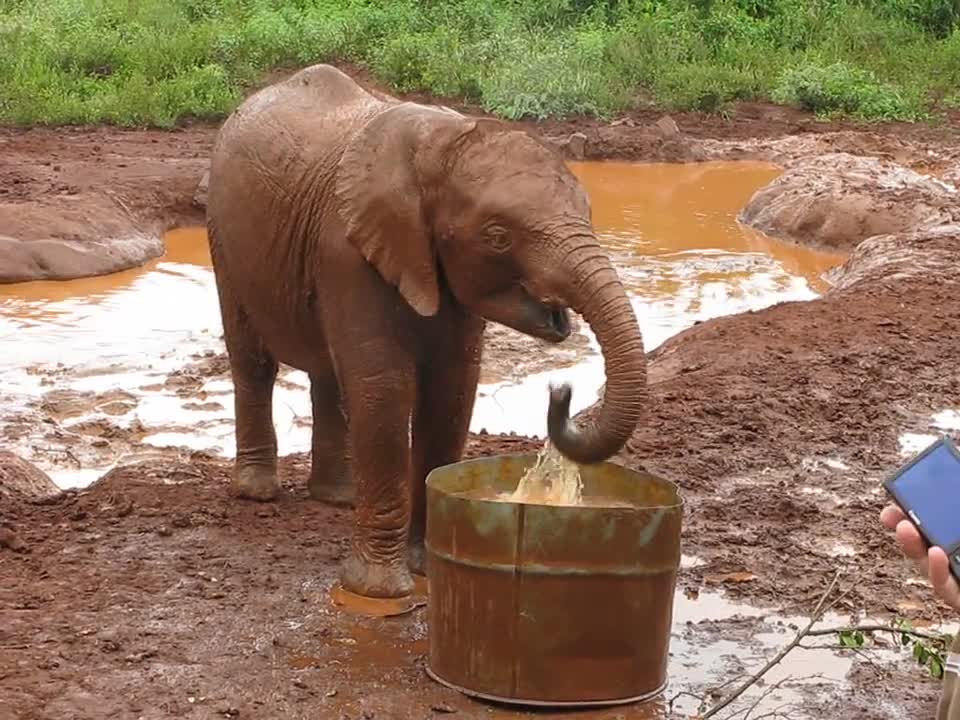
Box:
205 64 647 599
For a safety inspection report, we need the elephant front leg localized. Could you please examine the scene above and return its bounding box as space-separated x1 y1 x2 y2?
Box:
307 372 354 507
339 367 416 599
409 329 483 576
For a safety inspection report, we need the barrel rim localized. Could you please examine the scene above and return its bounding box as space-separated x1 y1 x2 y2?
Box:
425 452 684 511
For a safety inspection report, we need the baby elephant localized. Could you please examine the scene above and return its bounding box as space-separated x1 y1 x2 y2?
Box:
206 64 648 599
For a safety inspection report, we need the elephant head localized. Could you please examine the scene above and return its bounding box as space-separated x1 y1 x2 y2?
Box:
335 102 647 464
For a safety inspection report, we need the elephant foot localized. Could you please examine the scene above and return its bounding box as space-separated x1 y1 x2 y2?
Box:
307 471 355 508
341 546 414 599
408 538 427 576
232 464 280 502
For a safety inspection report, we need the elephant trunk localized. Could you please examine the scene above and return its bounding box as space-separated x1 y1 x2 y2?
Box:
547 237 647 464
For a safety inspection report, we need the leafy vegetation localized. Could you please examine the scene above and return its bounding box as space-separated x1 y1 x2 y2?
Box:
834 619 952 679
1 0 960 126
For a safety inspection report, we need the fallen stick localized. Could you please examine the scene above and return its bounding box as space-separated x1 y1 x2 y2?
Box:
700 570 843 719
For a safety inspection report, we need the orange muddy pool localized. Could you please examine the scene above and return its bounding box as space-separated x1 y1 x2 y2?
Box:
0 160 846 480
571 160 843 294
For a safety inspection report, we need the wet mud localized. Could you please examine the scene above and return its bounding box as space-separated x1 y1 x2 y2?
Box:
3 62 960 719
740 152 960 251
1 452 944 720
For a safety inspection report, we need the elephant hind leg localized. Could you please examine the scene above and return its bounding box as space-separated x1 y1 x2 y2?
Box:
210 255 280 500
308 371 354 507
225 312 279 501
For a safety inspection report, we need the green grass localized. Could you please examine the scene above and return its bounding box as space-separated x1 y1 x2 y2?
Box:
1 0 960 126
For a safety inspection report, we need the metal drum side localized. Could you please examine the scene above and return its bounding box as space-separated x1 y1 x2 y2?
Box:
425 453 683 707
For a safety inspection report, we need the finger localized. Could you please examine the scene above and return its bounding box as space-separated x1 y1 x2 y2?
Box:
880 504 906 529
928 547 960 613
895 519 930 568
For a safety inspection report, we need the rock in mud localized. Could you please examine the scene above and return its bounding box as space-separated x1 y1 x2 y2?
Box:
0 128 208 283
739 152 960 251
824 222 960 291
0 232 164 284
654 115 680 139
545 132 588 160
0 451 60 504
194 169 210 209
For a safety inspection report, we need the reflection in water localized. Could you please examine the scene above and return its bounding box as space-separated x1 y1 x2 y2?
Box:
0 161 847 484
476 161 846 435
571 160 844 294
0 227 216 367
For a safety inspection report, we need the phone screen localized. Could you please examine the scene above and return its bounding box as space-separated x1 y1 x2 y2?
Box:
889 440 960 551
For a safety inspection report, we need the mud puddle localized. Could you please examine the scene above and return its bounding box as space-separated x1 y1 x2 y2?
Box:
0 161 846 487
5 441 949 720
288 576 936 719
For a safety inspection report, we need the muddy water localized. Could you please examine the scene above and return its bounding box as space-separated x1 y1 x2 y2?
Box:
320 575 926 719
477 160 845 434
573 160 843 293
0 161 846 486
0 227 215 365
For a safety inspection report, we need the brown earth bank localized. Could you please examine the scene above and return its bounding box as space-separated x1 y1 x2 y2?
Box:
3 222 960 718
2 62 960 283
739 152 960 251
5 63 960 719
0 447 944 720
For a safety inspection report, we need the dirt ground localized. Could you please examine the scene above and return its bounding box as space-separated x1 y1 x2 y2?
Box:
4 63 960 719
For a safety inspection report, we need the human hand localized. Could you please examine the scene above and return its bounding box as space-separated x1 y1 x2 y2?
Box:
881 504 960 613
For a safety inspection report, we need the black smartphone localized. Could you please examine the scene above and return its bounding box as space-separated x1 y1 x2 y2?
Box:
884 435 960 584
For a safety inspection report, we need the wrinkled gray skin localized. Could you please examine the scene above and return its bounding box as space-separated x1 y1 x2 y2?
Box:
206 65 648 599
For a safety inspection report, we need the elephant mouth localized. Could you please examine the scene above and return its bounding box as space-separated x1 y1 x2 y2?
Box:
481 289 572 343
534 303 572 343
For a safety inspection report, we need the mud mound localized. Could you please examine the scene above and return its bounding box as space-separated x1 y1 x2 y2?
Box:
0 451 60 505
585 272 960 488
825 223 960 290
0 127 209 282
739 153 959 251
698 129 960 174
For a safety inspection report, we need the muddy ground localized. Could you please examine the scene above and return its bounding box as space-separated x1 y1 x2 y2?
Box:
4 64 960 719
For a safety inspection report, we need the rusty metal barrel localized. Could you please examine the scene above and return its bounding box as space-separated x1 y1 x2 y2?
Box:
424 452 683 707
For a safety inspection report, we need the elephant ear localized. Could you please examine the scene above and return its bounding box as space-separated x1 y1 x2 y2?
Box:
335 103 476 317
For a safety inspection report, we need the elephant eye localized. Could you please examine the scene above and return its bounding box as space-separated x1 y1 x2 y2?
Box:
484 225 512 253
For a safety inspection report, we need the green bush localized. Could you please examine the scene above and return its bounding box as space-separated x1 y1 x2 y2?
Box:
0 0 958 126
480 34 628 119
772 59 925 121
